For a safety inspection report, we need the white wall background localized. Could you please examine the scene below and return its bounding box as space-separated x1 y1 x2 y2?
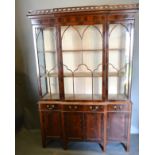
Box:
16 0 139 133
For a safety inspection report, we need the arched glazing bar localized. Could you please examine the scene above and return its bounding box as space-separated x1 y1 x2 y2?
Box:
73 64 93 99
47 65 57 98
108 22 132 98
109 23 130 37
61 25 102 39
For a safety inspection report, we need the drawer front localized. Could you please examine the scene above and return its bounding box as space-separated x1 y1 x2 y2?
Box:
39 104 61 111
84 105 104 112
107 104 129 112
63 105 104 112
64 105 82 111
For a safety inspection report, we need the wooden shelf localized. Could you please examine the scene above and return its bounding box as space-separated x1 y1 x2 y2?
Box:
40 71 125 78
42 94 102 100
42 93 127 100
62 48 124 52
38 48 124 53
108 94 128 100
62 49 102 52
65 94 102 100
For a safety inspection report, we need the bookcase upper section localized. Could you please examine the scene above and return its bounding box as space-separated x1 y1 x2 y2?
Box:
27 4 138 101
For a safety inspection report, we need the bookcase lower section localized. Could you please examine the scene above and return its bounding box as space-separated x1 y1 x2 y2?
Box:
39 101 131 152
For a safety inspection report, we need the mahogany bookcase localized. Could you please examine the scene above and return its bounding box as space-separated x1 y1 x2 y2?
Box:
27 3 138 152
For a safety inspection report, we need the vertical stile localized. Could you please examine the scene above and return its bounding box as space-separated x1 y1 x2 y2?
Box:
91 72 94 100
103 16 109 101
48 77 52 97
33 27 42 97
41 28 48 95
56 23 65 99
128 21 134 99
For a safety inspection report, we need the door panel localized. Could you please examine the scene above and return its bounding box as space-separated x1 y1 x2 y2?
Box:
64 112 83 140
108 22 134 100
61 24 103 100
107 112 129 141
44 111 61 137
85 113 103 141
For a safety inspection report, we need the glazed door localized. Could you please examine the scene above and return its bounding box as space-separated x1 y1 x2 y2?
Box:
64 112 83 140
44 111 61 138
107 21 134 100
84 113 104 141
34 27 60 99
61 23 105 100
107 112 129 142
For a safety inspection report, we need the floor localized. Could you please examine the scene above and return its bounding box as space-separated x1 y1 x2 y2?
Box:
15 128 139 155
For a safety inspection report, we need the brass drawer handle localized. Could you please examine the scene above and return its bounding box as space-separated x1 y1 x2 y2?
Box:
46 105 50 108
46 105 55 110
89 106 99 110
95 106 99 110
74 106 78 109
68 106 72 109
89 106 93 110
112 105 123 110
113 105 117 110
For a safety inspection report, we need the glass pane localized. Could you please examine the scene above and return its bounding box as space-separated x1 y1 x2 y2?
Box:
40 77 47 95
108 24 131 100
93 77 102 99
35 27 59 98
47 77 59 99
61 25 103 100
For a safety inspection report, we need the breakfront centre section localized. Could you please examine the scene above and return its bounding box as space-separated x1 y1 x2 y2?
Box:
27 3 138 152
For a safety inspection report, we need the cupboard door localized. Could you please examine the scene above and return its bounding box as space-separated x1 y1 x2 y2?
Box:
61 24 103 100
85 113 104 141
35 27 60 99
64 112 83 140
107 112 129 142
44 111 61 137
108 22 134 100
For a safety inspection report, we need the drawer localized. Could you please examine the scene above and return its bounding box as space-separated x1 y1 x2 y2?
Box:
63 105 104 112
39 104 61 111
63 105 82 111
84 105 104 112
107 104 129 112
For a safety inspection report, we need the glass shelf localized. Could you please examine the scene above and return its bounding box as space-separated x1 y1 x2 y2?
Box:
40 71 125 78
42 93 102 100
42 93 127 101
62 48 124 52
108 94 128 100
37 48 125 53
